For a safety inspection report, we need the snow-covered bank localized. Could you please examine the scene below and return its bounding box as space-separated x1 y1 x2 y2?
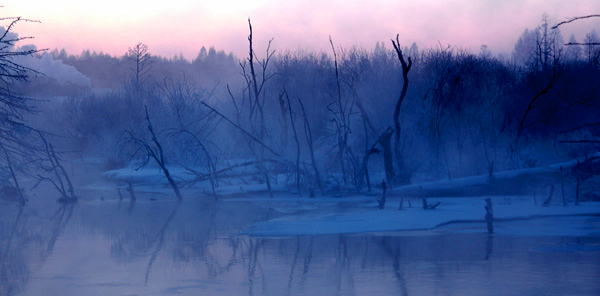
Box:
102 159 583 199
101 162 288 196
242 197 600 237
100 161 600 238
392 160 578 197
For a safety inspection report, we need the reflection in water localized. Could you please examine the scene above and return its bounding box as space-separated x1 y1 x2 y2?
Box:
144 201 181 284
1 198 599 295
1 207 25 296
46 203 76 254
486 234 493 260
0 202 76 296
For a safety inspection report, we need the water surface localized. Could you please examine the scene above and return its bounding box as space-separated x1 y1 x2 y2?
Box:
1 197 599 296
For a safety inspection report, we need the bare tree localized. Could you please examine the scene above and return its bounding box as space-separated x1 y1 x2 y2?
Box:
33 133 77 203
123 106 183 200
0 16 45 204
284 90 301 194
242 18 275 139
297 95 324 195
391 35 413 185
126 42 152 88
516 67 560 140
232 18 277 197
328 36 353 188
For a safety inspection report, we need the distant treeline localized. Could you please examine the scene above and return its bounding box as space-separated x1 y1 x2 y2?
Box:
27 16 600 195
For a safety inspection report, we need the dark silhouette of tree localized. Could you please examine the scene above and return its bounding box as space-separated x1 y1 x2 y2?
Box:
0 16 45 205
122 106 183 200
391 34 412 185
126 42 152 88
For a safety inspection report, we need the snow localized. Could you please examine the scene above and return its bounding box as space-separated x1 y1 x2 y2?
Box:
100 160 600 238
241 196 600 237
103 165 196 185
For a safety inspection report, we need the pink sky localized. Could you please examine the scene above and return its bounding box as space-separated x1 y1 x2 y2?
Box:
3 0 600 59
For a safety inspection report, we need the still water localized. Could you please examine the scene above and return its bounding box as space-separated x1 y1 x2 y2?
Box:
1 197 599 296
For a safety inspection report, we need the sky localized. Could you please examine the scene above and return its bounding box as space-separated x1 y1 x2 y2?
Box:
2 0 600 60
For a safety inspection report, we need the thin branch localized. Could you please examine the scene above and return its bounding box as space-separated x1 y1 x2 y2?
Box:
552 15 600 29
200 101 280 157
565 42 600 46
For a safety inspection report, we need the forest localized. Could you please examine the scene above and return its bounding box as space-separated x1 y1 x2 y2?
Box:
2 9 600 296
1 15 600 204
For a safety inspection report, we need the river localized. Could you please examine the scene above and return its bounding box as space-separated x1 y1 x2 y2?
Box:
1 196 599 295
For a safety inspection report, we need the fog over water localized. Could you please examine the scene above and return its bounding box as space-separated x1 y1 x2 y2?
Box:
2 196 599 296
1 5 600 296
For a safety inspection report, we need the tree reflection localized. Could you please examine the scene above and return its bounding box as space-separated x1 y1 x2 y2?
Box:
0 202 76 296
2 200 594 295
0 207 25 296
144 200 181 284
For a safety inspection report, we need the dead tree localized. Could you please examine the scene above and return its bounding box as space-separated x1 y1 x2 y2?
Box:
328 36 352 186
33 133 77 203
234 18 276 197
354 97 379 192
377 127 395 185
200 102 279 157
168 129 218 199
123 106 183 200
391 35 413 185
244 18 274 139
357 142 380 193
284 90 301 195
297 96 324 195
0 142 25 205
517 68 560 141
0 16 45 205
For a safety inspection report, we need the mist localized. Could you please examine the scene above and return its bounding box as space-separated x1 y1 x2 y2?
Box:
1 9 599 296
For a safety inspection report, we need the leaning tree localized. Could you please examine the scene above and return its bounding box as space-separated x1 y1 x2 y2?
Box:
0 16 45 204
0 16 78 204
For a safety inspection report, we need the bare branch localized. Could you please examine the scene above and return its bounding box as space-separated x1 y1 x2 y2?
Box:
565 42 600 46
200 101 280 157
552 15 600 29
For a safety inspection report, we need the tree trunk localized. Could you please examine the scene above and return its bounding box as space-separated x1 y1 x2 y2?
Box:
391 35 413 185
378 127 395 185
298 96 324 195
